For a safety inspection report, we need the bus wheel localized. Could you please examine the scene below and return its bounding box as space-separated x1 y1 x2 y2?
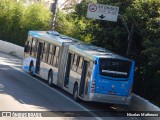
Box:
73 85 79 102
48 72 53 87
29 63 34 76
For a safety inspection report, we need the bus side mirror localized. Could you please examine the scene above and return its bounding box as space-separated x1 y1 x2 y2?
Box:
94 60 97 65
24 41 29 53
24 45 28 52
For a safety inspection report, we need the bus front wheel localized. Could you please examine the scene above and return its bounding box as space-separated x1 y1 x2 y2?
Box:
73 85 79 102
29 63 34 76
48 71 53 87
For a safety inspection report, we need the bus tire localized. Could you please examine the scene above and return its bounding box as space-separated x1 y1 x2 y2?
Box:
48 71 53 87
29 62 34 76
73 85 79 102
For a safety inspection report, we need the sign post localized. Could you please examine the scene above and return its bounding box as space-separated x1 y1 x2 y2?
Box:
87 3 119 22
86 3 132 57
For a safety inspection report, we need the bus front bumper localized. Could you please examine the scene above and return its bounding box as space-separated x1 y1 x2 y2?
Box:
89 93 132 105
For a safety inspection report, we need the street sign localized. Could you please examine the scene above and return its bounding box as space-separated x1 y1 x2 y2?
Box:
87 3 119 22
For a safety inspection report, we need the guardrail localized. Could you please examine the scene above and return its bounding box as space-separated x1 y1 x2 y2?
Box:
130 94 160 120
0 40 159 120
0 40 24 59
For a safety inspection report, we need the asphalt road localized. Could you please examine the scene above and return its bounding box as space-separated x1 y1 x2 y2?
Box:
0 52 141 120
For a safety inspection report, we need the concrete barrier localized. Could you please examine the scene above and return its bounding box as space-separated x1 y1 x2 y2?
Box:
0 40 159 119
130 94 160 111
0 40 24 59
130 94 160 120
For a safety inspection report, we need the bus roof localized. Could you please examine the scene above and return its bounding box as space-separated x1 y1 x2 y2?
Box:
69 43 131 61
28 31 131 61
28 31 78 46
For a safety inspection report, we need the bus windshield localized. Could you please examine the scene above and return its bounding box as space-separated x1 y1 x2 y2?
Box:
99 58 132 78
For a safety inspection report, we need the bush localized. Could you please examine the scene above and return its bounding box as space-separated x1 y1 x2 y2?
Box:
0 0 51 46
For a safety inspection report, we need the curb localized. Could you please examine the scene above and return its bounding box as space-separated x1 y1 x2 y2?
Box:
0 40 159 120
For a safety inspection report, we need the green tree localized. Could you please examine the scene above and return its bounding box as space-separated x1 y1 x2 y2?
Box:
0 0 51 46
55 0 160 106
55 9 76 37
126 0 160 105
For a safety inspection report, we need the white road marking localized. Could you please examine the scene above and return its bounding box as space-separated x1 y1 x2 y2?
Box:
0 83 5 88
19 99 25 104
10 65 102 120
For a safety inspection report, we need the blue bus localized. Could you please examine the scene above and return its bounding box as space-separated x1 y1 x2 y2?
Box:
23 31 135 105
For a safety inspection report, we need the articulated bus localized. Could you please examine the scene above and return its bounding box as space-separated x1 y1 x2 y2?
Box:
23 31 135 105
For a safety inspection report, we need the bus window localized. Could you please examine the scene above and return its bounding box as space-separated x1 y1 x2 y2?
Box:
49 45 56 65
29 39 33 55
31 39 37 57
55 47 59 57
76 56 80 66
27 35 32 41
24 41 29 53
78 57 83 68
53 56 56 66
34 39 38 57
72 54 78 72
73 54 77 65
52 46 56 56
48 44 53 65
28 41 32 54
42 43 48 62
53 46 59 67
84 61 93 95
99 58 132 78
25 35 32 54
77 57 83 74
89 61 94 69
45 43 50 62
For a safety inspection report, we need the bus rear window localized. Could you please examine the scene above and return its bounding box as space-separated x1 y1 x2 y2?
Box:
99 58 132 78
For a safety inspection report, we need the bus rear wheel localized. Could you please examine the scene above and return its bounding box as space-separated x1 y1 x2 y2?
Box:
48 72 53 87
73 85 79 102
29 63 34 76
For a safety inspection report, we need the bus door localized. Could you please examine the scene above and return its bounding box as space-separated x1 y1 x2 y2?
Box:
64 53 72 88
35 42 43 74
79 60 89 98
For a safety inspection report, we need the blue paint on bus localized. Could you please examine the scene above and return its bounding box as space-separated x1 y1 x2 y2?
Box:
23 31 135 105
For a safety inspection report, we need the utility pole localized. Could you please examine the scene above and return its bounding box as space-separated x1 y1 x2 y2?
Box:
126 24 134 57
118 14 134 57
50 0 58 30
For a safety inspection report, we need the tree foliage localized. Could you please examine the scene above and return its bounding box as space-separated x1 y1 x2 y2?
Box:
0 0 51 46
55 0 160 106
0 0 159 106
